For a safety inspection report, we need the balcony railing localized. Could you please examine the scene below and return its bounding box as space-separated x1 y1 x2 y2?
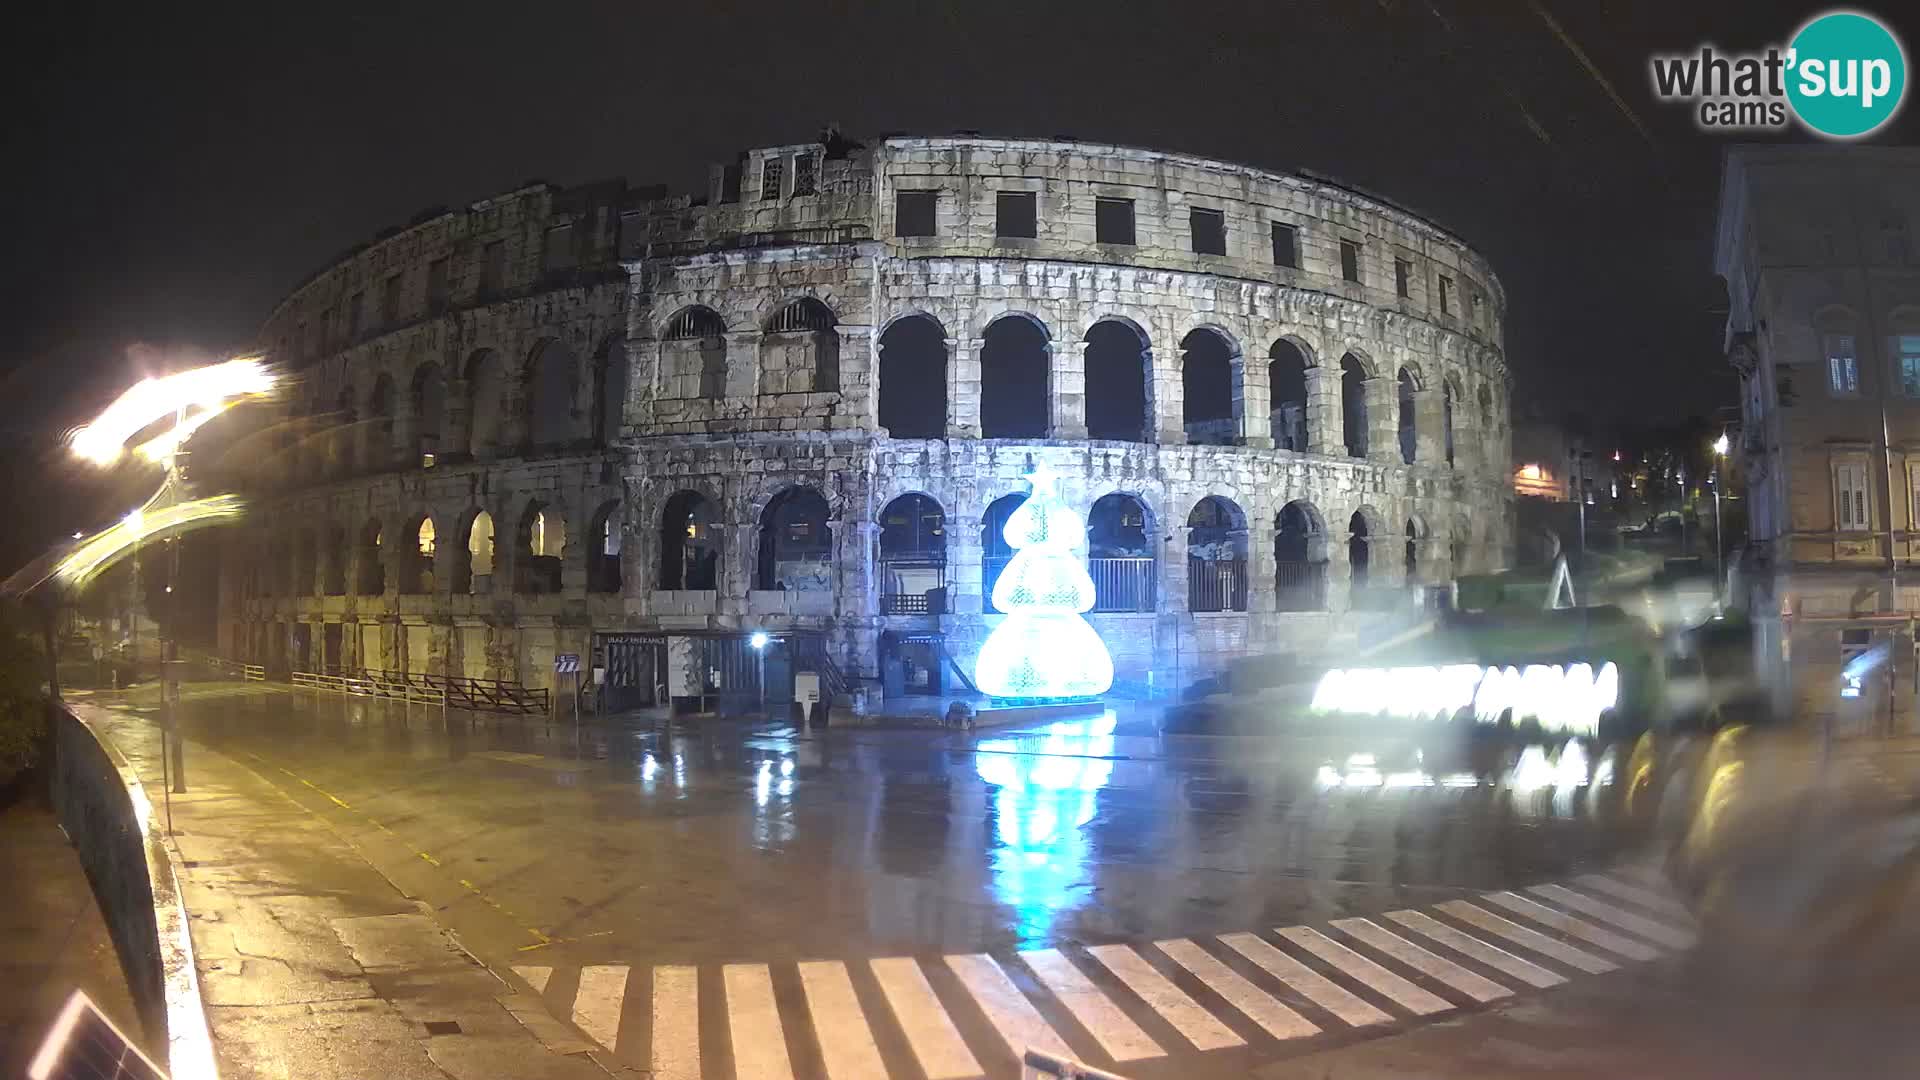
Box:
1089 557 1156 613
1275 560 1329 612
1188 557 1248 612
878 557 946 615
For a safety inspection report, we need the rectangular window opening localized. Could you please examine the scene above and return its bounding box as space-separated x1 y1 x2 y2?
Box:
480 240 506 295
382 274 403 325
895 190 937 237
1394 258 1412 299
1837 460 1870 531
1438 275 1455 316
761 158 783 200
1190 207 1226 256
427 257 450 312
1096 197 1136 246
543 223 577 272
1340 240 1361 283
1826 333 1859 395
996 191 1037 239
1897 334 1920 396
1271 222 1299 268
792 154 817 197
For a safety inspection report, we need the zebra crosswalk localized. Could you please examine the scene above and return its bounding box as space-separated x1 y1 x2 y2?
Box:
509 865 1695 1078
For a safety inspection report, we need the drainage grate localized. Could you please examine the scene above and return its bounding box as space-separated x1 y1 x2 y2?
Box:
423 1020 462 1036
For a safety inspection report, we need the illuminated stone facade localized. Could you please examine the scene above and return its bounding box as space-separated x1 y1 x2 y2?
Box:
214 135 1513 709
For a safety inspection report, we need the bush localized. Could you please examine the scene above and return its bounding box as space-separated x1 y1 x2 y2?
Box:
0 603 49 786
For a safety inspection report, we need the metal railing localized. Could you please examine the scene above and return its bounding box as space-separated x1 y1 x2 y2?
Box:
1089 557 1155 613
1275 560 1329 612
292 668 550 715
1187 557 1248 612
878 558 946 615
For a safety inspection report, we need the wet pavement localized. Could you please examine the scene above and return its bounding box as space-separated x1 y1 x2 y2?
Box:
127 683 1664 1078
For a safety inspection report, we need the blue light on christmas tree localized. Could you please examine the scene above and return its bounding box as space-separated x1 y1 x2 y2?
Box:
975 469 1115 698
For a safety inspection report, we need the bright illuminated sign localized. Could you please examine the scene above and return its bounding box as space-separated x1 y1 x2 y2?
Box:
1310 662 1622 736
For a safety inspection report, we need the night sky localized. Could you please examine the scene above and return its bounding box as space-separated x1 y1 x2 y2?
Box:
2 1 1914 558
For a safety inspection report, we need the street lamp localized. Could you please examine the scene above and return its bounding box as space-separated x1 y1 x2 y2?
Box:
749 631 770 715
1712 433 1729 607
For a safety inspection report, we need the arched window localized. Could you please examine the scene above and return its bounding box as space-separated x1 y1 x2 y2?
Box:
1087 493 1155 612
662 306 728 400
878 494 946 614
526 339 580 449
366 375 395 471
659 491 719 590
587 501 622 594
981 492 1028 613
762 298 840 394
400 515 435 594
1275 501 1328 611
458 510 495 595
1181 328 1237 446
980 315 1049 438
1443 378 1458 466
877 315 948 439
466 350 505 457
1405 517 1423 584
355 520 385 596
1187 497 1247 612
594 340 628 446
1397 368 1417 464
322 524 348 596
1348 511 1372 589
412 362 446 466
757 487 833 591
1085 320 1149 441
1269 339 1310 452
1340 353 1368 458
517 504 566 594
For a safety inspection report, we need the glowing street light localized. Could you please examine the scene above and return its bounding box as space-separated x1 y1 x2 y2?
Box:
1711 432 1729 605
68 356 274 467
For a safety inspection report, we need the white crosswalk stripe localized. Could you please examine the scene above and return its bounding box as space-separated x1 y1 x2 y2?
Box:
652 965 700 1080
1328 918 1512 1003
573 965 628 1054
1527 884 1698 950
798 961 887 1080
1437 901 1617 974
1086 943 1244 1051
1383 909 1567 988
723 963 793 1080
1481 891 1662 961
869 958 982 1080
1154 938 1320 1041
1575 873 1696 924
1218 932 1393 1027
1021 949 1163 1062
946 953 1074 1061
512 965 552 994
1276 926 1452 1015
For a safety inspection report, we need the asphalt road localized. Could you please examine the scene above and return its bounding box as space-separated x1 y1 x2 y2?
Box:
137 685 1678 1079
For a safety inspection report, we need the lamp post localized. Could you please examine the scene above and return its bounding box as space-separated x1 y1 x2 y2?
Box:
1712 433 1729 606
749 630 770 716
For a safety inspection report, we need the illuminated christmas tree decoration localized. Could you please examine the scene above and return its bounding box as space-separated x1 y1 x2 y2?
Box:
975 468 1114 698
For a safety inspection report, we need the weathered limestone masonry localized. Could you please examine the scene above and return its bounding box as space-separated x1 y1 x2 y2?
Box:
215 135 1513 703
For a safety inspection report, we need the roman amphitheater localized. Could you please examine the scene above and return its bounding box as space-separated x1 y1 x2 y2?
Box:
213 133 1513 713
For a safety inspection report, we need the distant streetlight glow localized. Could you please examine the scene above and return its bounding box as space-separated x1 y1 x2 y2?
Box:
749 630 771 650
68 356 275 467
1713 432 1730 456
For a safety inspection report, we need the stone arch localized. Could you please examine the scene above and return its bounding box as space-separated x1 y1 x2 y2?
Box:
515 500 568 594
1340 352 1369 458
1348 505 1386 590
594 336 629 446
981 491 1030 613
659 489 720 590
878 493 947 615
586 498 623 594
453 508 495 595
399 511 437 594
1268 338 1312 451
1443 373 1461 466
1451 514 1475 576
877 312 948 439
355 517 386 596
411 361 446 465
661 305 728 400
1396 366 1418 464
980 313 1050 438
1181 327 1238 446
1085 318 1151 441
757 486 834 592
1404 514 1427 584
762 297 840 394
364 374 395 471
1087 492 1156 612
1274 500 1328 611
465 349 506 458
525 338 582 450
1186 495 1248 613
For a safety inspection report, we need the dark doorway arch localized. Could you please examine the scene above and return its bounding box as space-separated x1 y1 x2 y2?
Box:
595 340 628 446
659 491 719 590
1269 340 1310 451
757 488 833 592
1084 320 1149 441
1186 496 1248 612
1397 368 1417 464
526 340 580 449
466 350 506 457
1087 493 1155 612
355 519 385 596
1275 501 1328 610
980 316 1049 438
1181 329 1236 445
1348 511 1371 588
587 500 623 594
1340 354 1368 458
515 502 566 594
1405 517 1422 584
878 493 947 614
400 514 435 594
877 315 947 438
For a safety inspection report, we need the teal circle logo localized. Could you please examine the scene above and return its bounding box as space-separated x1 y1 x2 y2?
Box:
1786 11 1907 138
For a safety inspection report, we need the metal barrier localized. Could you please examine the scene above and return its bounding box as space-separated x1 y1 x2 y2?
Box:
1187 556 1248 613
1088 557 1156 613
1275 560 1330 612
355 669 550 715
